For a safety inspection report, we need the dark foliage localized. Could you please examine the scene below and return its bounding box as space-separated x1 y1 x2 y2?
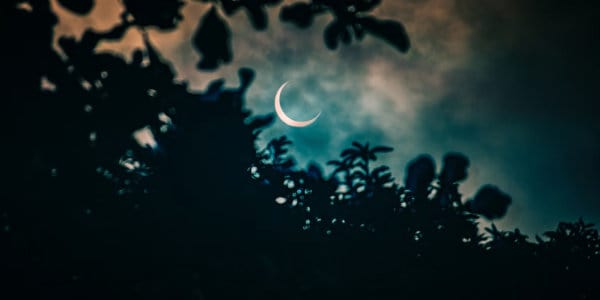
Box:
1 1 598 299
122 0 185 29
199 0 283 30
280 0 410 52
57 0 95 15
467 185 512 220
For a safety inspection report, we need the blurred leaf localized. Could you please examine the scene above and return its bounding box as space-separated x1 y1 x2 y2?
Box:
353 0 382 12
341 148 359 158
205 0 282 30
327 160 342 167
352 141 367 151
352 23 365 40
468 185 511 220
193 7 232 70
324 19 344 50
404 154 435 198
123 0 184 30
244 3 268 30
57 0 95 15
280 2 317 28
440 152 470 184
358 16 410 53
371 146 393 154
371 166 390 176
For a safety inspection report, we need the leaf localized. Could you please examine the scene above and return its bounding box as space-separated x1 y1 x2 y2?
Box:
350 172 365 180
469 185 511 220
245 4 268 30
219 0 243 15
276 136 292 146
324 20 344 50
352 141 367 151
354 0 382 12
371 166 390 176
280 2 315 28
327 160 343 167
340 26 352 45
354 161 368 171
123 0 184 30
193 7 232 70
371 146 394 154
58 0 95 15
358 16 410 53
280 159 296 169
341 148 359 158
352 23 366 40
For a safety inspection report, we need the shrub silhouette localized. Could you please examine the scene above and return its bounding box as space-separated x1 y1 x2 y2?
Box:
1 1 598 299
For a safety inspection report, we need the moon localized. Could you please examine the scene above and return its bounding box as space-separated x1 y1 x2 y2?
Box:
274 82 321 127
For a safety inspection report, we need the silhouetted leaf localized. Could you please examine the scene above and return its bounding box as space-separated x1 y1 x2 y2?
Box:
238 68 255 91
203 0 281 29
404 154 435 199
340 26 352 45
193 7 232 70
123 0 184 30
280 2 317 28
352 23 365 40
327 160 342 167
245 3 268 30
371 146 393 154
306 162 323 180
468 185 511 220
57 0 95 15
440 152 469 184
358 16 410 53
218 0 243 14
354 161 368 171
353 0 382 12
371 166 390 176
324 20 344 50
342 149 359 158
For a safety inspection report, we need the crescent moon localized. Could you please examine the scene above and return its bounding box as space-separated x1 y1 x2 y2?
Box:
274 82 321 127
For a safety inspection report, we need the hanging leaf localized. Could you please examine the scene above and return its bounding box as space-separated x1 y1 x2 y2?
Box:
244 3 268 30
280 2 316 28
371 146 393 154
324 20 344 50
404 155 435 198
122 0 184 30
57 0 95 15
358 16 410 53
467 185 512 220
193 7 232 70
440 152 470 184
354 0 382 12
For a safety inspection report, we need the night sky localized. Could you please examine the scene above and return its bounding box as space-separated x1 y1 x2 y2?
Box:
51 0 599 235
